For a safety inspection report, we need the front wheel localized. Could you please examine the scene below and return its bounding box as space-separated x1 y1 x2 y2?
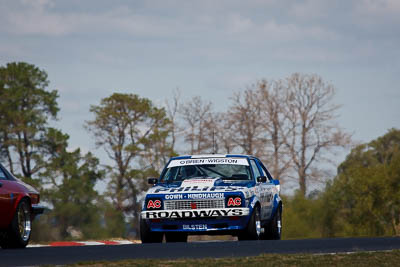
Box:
0 199 32 249
238 207 261 241
140 218 163 243
261 207 282 240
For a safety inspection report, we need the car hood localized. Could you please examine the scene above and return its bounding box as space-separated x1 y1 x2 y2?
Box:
146 177 255 198
14 178 40 194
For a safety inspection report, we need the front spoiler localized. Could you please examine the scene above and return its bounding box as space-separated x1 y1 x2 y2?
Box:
141 207 249 220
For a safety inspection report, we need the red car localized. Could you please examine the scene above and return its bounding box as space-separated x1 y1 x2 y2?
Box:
0 163 43 248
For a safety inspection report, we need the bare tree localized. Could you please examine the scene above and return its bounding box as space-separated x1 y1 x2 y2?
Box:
213 112 236 154
257 80 292 181
282 73 351 196
180 96 215 154
227 88 265 157
165 88 182 153
171 73 349 197
226 81 291 182
224 74 350 195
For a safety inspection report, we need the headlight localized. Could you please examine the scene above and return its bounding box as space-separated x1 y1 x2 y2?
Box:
29 193 40 204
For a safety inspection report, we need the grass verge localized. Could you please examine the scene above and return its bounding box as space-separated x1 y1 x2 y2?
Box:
67 250 400 267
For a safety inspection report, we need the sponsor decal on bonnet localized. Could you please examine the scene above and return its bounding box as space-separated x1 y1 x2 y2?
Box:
152 186 246 193
187 193 224 199
167 158 249 168
181 178 216 187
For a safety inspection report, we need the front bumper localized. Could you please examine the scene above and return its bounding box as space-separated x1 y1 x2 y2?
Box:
141 207 250 233
141 207 249 219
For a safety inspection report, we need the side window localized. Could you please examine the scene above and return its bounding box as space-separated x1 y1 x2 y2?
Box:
250 160 261 180
0 167 7 180
259 166 267 177
257 160 273 181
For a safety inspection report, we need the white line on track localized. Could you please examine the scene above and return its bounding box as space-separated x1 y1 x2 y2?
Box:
27 240 136 247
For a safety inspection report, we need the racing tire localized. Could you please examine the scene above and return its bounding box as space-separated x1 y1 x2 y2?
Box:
0 199 32 249
238 206 261 241
165 232 188 243
262 207 282 240
140 218 163 243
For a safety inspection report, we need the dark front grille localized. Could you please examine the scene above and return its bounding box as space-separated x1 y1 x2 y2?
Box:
164 199 225 210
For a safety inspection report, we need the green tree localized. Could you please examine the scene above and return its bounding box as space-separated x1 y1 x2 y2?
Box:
37 128 105 240
0 62 59 185
322 128 400 237
85 93 172 235
101 200 126 238
0 61 124 241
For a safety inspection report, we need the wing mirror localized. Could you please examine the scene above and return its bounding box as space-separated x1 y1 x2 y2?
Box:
257 176 267 183
148 178 158 185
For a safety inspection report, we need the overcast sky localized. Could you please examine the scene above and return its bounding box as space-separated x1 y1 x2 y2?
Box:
1 0 399 160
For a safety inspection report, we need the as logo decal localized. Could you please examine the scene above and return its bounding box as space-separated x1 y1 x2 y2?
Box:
227 197 241 207
147 199 161 209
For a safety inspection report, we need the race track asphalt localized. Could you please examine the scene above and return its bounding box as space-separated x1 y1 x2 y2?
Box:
1 237 400 266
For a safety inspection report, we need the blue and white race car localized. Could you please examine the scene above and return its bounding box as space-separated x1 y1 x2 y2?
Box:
140 154 282 243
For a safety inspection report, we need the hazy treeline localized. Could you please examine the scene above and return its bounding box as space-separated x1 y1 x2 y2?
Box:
0 62 398 241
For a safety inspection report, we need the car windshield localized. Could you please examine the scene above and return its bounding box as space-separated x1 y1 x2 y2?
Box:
160 159 252 183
